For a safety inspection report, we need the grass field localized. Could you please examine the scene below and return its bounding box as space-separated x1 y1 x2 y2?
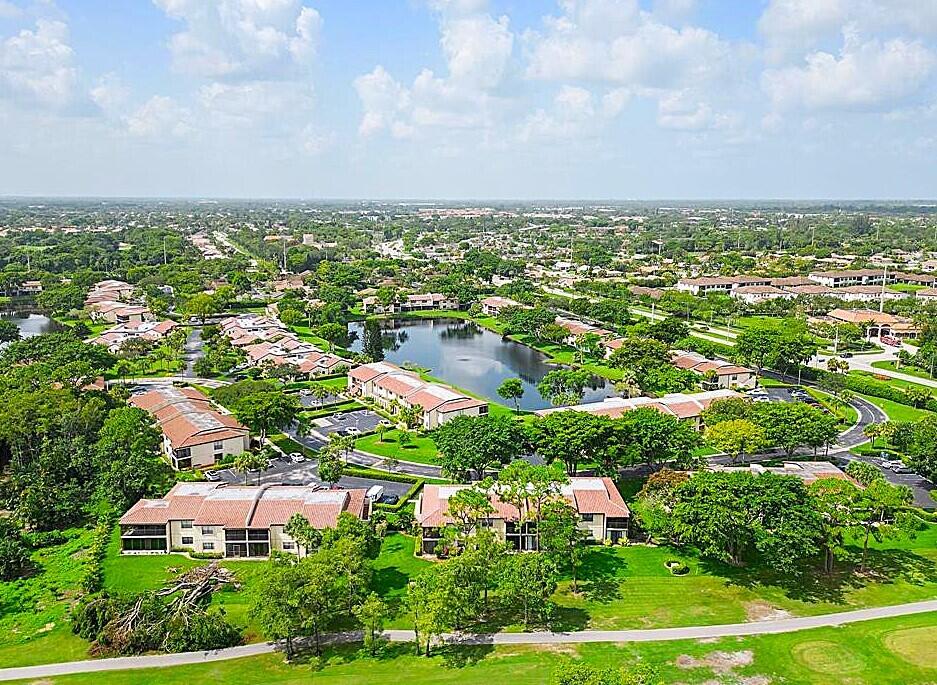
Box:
356 429 440 464
3 523 937 670
859 394 933 423
850 369 933 392
10 611 937 685
872 359 936 381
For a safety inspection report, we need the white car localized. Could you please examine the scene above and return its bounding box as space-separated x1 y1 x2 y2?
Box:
289 452 305 463
366 485 385 501
346 426 361 435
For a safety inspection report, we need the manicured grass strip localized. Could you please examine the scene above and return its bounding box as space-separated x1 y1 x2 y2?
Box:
872 360 936 382
859 394 933 422
806 387 858 426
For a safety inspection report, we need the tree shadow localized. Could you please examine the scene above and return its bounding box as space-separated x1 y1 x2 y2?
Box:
437 642 495 668
576 547 625 604
698 544 937 605
371 567 409 597
548 605 590 632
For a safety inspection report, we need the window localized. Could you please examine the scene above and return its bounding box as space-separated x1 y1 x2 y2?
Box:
181 536 193 545
181 520 193 529
201 527 214 535
202 542 214 551
282 541 294 550
213 441 224 450
580 513 594 522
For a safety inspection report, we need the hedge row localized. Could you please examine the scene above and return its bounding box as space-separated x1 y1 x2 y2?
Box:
821 370 937 414
80 516 114 594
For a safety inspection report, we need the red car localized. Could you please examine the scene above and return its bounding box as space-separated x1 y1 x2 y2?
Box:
881 335 900 347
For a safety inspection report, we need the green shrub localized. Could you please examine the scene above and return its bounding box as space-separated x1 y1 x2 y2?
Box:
80 516 114 594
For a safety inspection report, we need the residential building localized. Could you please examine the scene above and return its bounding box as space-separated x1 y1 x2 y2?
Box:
361 296 401 314
480 296 522 316
119 482 369 557
781 284 838 297
129 386 250 470
92 319 178 352
404 293 459 310
730 285 793 304
836 286 906 303
670 350 757 389
85 279 135 305
709 461 851 485
87 301 152 324
348 361 488 429
916 287 937 301
536 389 742 431
808 269 890 288
675 276 771 296
415 478 630 555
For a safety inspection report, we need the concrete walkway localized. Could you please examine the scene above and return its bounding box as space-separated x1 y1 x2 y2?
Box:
1 600 934 681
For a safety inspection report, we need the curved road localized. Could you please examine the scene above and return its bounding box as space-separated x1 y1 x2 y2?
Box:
1 600 934 681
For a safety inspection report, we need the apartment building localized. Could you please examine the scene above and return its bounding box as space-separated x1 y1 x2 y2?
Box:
730 285 793 304
129 386 250 470
536 389 742 431
675 276 772 295
416 478 630 555
480 296 523 316
825 309 920 341
670 350 757 389
808 269 890 288
348 361 488 429
119 482 370 556
92 319 178 352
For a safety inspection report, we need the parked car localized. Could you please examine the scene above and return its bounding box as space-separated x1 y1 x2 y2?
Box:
289 452 305 463
366 485 385 501
839 352 853 358
378 494 400 505
890 462 913 474
204 470 221 482
346 426 361 435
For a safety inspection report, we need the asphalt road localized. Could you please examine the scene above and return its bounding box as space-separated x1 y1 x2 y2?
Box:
2 600 934 681
182 327 203 379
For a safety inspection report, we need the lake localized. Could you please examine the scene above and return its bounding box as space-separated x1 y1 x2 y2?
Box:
348 317 616 411
0 311 59 339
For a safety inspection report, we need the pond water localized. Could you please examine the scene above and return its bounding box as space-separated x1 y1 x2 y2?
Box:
348 317 616 411
0 311 59 339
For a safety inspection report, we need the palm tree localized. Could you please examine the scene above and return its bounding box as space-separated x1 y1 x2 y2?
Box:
863 423 882 448
233 451 268 485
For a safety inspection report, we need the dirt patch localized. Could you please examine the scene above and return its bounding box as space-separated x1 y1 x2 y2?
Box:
745 601 793 622
526 643 580 657
36 622 55 634
883 627 937 668
676 650 754 675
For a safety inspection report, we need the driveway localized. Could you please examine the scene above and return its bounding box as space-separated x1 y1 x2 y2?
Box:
182 327 204 378
216 456 412 499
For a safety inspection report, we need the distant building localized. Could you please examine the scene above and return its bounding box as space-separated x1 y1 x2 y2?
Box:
348 361 488 429
119 482 370 557
825 309 920 341
808 269 889 288
708 461 851 485
536 389 742 431
480 296 523 316
670 350 757 390
730 285 793 304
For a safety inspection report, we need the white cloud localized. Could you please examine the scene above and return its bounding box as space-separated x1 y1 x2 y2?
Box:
0 1 22 19
90 73 130 114
519 85 629 141
652 0 696 23
354 1 513 141
525 0 734 89
152 0 321 79
126 95 193 138
0 18 76 107
763 31 936 110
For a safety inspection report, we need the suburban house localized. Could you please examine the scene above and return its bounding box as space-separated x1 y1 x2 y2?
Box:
129 386 250 470
825 309 920 341
670 350 757 389
480 295 523 316
348 361 488 429
415 478 630 555
85 279 135 305
536 389 742 431
119 482 370 556
554 316 613 345
361 296 402 314
87 302 152 324
92 319 178 352
404 293 459 310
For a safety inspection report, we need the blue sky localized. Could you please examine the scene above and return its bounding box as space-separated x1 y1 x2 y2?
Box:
0 0 935 199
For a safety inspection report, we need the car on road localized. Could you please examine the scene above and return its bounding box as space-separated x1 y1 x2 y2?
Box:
204 470 221 482
288 452 306 463
839 352 853 358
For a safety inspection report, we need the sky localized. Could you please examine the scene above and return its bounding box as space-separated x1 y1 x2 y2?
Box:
0 0 936 200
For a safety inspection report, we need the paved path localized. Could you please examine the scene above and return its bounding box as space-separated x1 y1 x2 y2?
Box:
2 600 934 681
182 327 203 378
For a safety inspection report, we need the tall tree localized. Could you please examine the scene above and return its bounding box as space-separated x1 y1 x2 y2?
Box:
496 377 525 413
433 414 526 481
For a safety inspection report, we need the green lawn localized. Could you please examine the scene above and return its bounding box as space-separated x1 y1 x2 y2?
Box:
0 529 96 668
286 376 348 392
850 370 932 392
11 612 937 685
859 394 933 423
356 429 440 465
872 359 936 382
806 387 859 426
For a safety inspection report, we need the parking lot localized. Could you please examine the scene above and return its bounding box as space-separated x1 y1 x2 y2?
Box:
214 454 412 502
298 392 344 408
752 386 818 405
312 409 384 438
